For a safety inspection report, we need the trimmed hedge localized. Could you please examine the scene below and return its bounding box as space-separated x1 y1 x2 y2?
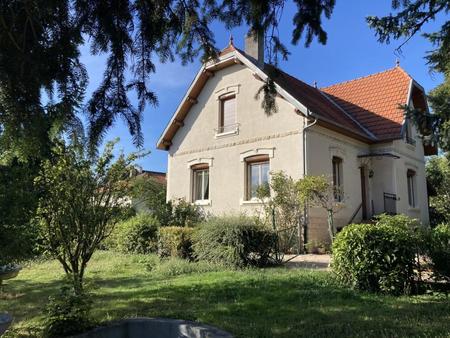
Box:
192 216 277 268
429 224 450 280
158 226 194 259
108 213 159 254
332 214 419 295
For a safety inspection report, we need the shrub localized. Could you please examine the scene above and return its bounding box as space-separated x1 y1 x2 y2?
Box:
429 224 450 280
158 226 194 259
192 216 277 268
108 213 159 254
43 286 93 338
150 257 225 277
331 214 420 295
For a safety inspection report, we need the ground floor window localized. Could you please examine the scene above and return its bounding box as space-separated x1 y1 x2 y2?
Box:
332 156 343 202
407 169 416 207
193 166 209 201
246 156 269 200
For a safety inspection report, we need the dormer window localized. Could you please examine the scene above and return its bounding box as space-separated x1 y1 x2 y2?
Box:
405 120 416 146
217 95 238 135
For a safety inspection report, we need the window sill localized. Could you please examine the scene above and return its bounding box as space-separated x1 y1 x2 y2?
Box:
194 200 211 206
215 129 239 139
408 207 420 212
240 198 268 206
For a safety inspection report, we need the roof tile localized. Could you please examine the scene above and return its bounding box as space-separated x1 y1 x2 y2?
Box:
322 67 411 140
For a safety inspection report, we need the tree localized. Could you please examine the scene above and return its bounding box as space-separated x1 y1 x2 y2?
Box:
367 1 450 150
35 139 145 293
0 1 336 160
426 154 450 225
257 171 305 254
0 160 40 266
298 175 343 243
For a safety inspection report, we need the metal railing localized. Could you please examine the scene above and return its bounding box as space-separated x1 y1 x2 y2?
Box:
215 123 240 134
383 192 398 215
348 203 362 225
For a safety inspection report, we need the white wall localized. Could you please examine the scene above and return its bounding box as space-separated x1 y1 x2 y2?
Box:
164 62 430 244
167 64 305 215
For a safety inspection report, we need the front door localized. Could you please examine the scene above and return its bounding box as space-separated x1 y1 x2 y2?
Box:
360 167 368 220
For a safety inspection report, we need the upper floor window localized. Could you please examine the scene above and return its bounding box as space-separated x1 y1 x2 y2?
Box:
405 120 416 146
192 164 209 201
246 155 269 200
218 95 236 134
332 156 343 202
407 169 416 207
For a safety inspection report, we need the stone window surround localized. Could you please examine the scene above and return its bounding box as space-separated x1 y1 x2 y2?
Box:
240 148 274 205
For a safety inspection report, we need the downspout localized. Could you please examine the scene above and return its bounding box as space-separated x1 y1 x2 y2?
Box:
297 109 318 247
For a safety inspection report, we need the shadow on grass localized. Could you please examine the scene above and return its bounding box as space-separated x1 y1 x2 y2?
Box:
3 269 450 338
89 271 450 338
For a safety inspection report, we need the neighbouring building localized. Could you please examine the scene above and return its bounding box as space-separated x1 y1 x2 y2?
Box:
157 32 436 243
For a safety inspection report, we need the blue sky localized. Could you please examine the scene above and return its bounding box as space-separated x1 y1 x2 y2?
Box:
80 1 445 173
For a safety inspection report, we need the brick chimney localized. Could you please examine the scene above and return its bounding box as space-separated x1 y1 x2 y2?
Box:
245 29 264 67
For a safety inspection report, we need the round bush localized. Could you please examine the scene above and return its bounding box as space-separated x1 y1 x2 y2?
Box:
331 214 419 295
109 213 159 254
429 224 450 280
192 216 277 268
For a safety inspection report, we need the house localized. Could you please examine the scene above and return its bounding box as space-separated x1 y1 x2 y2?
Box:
129 168 166 213
157 32 436 243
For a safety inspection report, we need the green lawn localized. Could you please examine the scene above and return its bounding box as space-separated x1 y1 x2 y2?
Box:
1 251 450 338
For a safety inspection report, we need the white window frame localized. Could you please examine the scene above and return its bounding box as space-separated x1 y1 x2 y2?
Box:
192 166 210 203
246 159 270 201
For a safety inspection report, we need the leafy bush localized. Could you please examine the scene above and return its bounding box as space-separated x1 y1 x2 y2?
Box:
149 257 225 277
158 226 194 259
164 198 205 227
429 224 450 280
331 214 420 295
43 286 93 338
108 213 159 254
192 216 277 268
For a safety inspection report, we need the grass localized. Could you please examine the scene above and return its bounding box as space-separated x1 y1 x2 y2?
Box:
1 251 450 338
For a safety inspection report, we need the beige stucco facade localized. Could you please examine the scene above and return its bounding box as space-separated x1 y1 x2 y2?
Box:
162 55 430 244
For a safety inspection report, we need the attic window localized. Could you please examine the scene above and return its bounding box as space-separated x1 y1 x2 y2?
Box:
217 95 237 134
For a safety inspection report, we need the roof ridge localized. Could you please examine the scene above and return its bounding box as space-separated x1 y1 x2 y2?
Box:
321 66 412 90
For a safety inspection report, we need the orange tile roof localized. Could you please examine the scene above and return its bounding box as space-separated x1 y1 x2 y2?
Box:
322 67 412 140
264 65 372 140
